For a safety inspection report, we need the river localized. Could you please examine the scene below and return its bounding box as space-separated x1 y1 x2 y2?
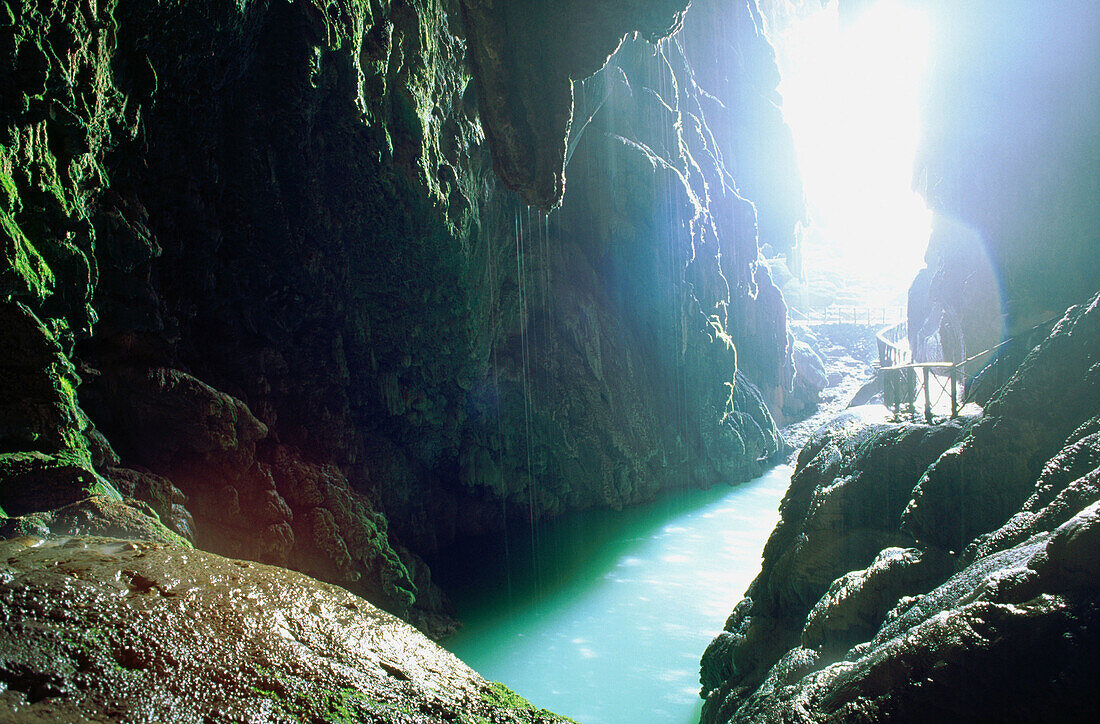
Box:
433 465 792 723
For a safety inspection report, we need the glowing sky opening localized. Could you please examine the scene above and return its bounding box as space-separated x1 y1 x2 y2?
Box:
771 0 932 299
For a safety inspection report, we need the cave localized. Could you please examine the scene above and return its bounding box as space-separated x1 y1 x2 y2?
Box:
1 0 1098 722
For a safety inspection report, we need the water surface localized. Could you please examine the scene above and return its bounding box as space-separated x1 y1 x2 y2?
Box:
434 465 792 724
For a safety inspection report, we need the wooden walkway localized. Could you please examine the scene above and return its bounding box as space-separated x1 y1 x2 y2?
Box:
876 321 964 422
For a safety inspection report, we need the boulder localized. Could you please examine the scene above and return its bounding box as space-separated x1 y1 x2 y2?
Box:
0 536 572 723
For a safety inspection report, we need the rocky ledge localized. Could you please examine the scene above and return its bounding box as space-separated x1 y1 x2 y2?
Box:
700 290 1100 722
0 536 573 724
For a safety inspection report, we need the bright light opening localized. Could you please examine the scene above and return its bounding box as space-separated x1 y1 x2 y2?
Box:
769 0 932 306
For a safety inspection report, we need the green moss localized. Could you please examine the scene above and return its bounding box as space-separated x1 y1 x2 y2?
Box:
477 681 579 722
1 207 55 300
249 676 394 723
55 625 111 658
481 681 534 710
0 170 17 213
140 511 193 548
1 2 16 29
40 624 139 675
85 475 122 502
33 153 72 219
0 451 118 516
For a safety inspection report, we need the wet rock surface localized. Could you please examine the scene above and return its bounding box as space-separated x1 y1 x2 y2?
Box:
699 415 965 703
0 535 574 723
0 496 189 547
902 293 1100 552
700 291 1100 723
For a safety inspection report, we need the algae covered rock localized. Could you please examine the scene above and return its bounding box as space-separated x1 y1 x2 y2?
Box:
0 535 575 723
0 495 188 547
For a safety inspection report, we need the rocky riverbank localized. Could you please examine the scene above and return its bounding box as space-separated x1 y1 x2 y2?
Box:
778 322 880 453
0 535 575 723
699 291 1100 723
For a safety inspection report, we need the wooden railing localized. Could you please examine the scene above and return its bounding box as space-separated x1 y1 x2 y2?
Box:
876 319 959 423
882 362 961 422
878 314 1061 423
789 305 907 327
876 321 910 368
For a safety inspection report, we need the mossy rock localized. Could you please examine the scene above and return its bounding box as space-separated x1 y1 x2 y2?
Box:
0 451 119 518
1 206 55 301
0 537 577 723
0 170 18 214
0 301 92 462
479 681 581 723
0 495 189 547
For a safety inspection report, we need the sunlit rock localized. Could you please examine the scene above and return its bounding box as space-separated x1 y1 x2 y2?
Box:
701 291 1100 724
699 414 965 707
914 0 1100 348
0 536 573 723
903 293 1100 551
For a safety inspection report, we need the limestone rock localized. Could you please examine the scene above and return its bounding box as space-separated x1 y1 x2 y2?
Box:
3 0 800 642
915 0 1100 334
724 527 1100 723
459 0 690 208
964 421 1100 562
0 536 573 723
0 451 116 519
0 302 94 465
699 415 964 703
799 546 951 657
903 293 1100 551
0 496 187 546
700 292 1100 724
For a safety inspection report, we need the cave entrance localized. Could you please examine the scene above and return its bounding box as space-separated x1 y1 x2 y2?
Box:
764 0 932 317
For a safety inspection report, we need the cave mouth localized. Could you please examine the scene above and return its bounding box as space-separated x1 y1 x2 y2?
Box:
767 0 932 311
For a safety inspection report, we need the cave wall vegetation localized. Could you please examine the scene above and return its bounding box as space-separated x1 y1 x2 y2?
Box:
1 0 802 635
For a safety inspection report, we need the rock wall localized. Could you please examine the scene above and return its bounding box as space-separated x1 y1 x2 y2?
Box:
909 0 1100 357
460 0 691 209
700 291 1100 723
2 0 801 632
906 215 1000 364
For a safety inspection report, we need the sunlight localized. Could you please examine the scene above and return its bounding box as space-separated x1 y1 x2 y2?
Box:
772 0 932 292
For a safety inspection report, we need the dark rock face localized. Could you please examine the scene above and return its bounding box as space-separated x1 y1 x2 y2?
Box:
0 535 574 723
2 0 800 637
700 291 1100 723
460 0 690 209
699 415 964 706
902 293 1100 552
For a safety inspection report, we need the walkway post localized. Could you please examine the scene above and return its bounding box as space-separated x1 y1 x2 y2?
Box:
923 367 932 423
950 365 958 418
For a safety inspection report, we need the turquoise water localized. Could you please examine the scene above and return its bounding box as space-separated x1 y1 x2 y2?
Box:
434 465 792 724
